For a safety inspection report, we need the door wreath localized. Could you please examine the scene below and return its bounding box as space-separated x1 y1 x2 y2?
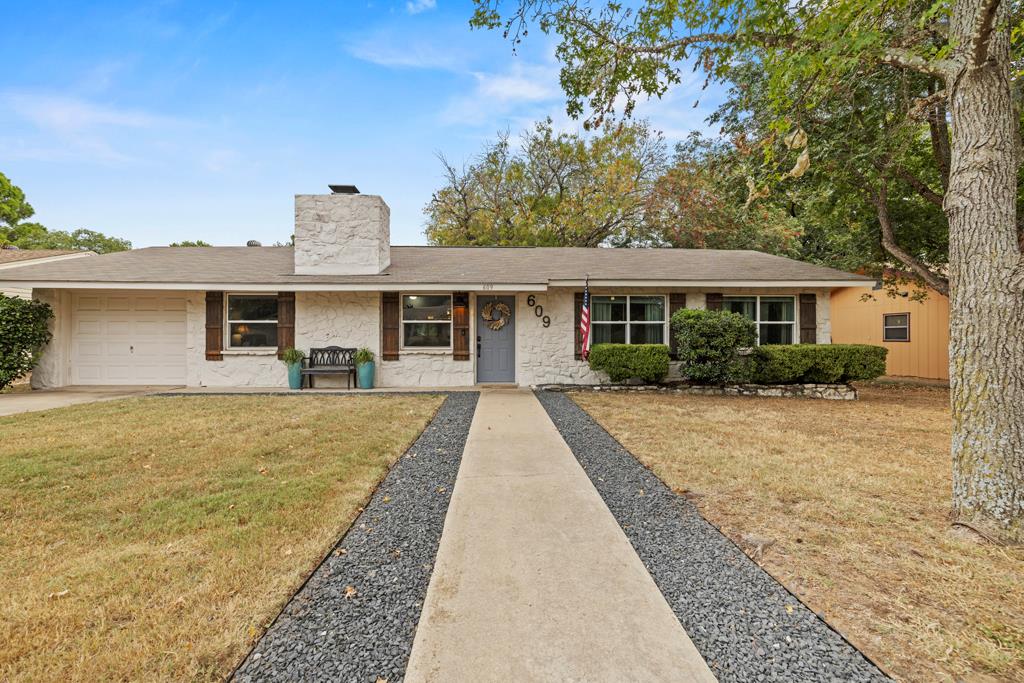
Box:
481 300 512 331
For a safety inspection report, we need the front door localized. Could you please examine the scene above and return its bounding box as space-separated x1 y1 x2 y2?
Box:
477 295 516 383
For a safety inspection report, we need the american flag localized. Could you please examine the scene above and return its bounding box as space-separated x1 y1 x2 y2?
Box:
580 278 592 360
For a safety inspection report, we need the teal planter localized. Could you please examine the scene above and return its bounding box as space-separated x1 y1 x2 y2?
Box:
287 363 302 390
357 361 375 389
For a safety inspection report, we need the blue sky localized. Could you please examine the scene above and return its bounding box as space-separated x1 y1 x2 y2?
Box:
1 0 725 247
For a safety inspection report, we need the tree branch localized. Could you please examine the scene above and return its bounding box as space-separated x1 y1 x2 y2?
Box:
872 183 950 295
970 0 1002 66
881 48 957 80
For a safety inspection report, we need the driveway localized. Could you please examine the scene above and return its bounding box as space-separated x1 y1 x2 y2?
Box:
0 386 163 417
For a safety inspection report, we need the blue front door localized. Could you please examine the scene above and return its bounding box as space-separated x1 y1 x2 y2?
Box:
477 296 516 383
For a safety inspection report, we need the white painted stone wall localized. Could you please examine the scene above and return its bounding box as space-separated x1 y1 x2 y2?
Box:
294 194 390 275
295 291 379 388
29 288 71 389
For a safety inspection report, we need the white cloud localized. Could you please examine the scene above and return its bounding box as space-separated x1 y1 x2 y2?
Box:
346 39 460 69
406 0 436 14
441 62 561 125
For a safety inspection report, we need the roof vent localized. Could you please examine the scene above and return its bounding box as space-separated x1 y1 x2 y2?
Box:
328 184 360 194
246 240 262 247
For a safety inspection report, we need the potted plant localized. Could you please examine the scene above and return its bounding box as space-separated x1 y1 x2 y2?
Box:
280 348 305 390
355 347 375 389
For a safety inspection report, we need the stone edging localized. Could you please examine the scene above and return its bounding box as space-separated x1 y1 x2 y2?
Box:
538 382 858 400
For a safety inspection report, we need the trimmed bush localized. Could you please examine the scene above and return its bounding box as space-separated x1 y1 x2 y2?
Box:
751 344 887 384
672 308 757 384
0 295 53 390
588 344 670 383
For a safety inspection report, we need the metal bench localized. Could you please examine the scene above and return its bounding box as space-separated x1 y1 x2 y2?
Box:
301 346 356 389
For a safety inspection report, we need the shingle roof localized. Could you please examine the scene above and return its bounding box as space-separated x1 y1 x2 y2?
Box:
0 249 90 265
0 246 872 285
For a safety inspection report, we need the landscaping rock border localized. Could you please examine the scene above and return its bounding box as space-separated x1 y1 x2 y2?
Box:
538 381 857 400
536 390 888 682
232 392 479 683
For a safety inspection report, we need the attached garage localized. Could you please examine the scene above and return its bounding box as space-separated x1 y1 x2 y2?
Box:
70 292 187 385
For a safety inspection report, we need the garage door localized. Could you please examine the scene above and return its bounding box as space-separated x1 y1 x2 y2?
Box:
71 292 187 385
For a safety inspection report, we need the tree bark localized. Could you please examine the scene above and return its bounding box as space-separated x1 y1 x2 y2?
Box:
946 0 1024 542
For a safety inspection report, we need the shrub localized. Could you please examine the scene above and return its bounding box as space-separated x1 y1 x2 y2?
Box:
751 344 888 384
0 295 53 390
671 308 757 384
280 348 305 365
355 347 375 365
588 344 670 383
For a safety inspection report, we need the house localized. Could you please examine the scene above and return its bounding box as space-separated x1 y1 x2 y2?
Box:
831 282 949 381
0 187 872 389
0 248 96 298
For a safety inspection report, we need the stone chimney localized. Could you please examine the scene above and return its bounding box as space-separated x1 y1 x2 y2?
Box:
293 188 391 275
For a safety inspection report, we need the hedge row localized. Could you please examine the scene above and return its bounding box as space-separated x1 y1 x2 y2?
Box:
587 344 670 382
750 344 888 384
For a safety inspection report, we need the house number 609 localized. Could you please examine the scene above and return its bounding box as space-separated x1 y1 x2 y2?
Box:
526 295 550 328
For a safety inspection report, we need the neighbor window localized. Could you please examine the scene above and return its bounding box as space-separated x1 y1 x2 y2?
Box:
591 295 666 345
227 294 278 348
722 295 796 345
402 294 452 348
883 313 910 342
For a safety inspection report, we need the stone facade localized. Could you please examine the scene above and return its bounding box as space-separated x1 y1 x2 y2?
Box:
547 382 858 400
293 193 390 275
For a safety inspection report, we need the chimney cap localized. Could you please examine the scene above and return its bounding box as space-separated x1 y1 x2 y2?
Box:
328 184 360 194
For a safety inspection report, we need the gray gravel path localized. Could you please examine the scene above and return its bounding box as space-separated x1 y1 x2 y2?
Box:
233 392 478 683
536 390 890 683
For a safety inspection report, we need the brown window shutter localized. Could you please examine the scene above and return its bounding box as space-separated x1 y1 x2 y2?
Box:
799 293 817 344
276 292 295 359
381 292 400 361
705 292 723 311
205 291 224 361
452 292 470 360
574 291 584 360
668 293 687 359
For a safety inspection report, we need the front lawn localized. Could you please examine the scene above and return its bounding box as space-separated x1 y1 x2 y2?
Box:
572 384 1024 683
0 394 443 682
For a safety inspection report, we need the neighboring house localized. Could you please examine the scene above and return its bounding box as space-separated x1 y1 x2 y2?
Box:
0 249 96 298
831 283 950 381
0 187 872 389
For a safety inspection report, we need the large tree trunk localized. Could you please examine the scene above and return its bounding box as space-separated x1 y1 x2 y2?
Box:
946 0 1024 542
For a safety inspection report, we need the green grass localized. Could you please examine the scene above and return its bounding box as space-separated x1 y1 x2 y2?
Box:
0 394 443 682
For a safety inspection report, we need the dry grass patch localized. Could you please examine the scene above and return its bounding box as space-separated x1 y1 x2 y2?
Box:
0 394 443 682
573 384 1024 683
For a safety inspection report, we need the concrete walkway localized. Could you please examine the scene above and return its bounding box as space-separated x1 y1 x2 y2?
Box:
405 389 716 682
0 386 161 417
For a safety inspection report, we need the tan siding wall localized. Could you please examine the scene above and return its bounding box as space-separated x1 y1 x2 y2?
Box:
831 286 949 380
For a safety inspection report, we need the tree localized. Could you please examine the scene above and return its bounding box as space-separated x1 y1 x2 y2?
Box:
426 118 667 246
474 0 1024 541
0 172 131 253
0 295 53 391
169 240 213 247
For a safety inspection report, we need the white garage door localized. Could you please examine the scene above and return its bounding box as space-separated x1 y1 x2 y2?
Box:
71 292 187 385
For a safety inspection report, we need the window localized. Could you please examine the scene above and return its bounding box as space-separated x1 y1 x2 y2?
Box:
402 294 452 348
227 294 278 348
883 313 910 342
591 295 666 345
722 295 796 345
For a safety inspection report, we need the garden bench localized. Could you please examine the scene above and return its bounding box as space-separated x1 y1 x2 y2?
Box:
301 346 357 389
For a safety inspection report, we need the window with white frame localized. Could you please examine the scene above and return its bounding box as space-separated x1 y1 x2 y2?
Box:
591 295 666 345
722 295 796 345
227 294 278 348
883 313 910 341
402 294 452 348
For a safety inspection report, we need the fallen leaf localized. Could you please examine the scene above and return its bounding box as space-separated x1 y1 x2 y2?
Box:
47 589 70 600
343 585 357 599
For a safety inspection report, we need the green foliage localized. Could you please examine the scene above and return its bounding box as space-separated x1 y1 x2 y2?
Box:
751 344 888 384
0 295 53 390
426 118 666 246
169 240 212 247
279 348 305 365
0 172 131 253
672 308 757 383
588 343 669 382
355 347 375 365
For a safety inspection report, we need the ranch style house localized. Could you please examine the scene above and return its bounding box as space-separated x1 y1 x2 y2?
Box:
0 186 873 389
